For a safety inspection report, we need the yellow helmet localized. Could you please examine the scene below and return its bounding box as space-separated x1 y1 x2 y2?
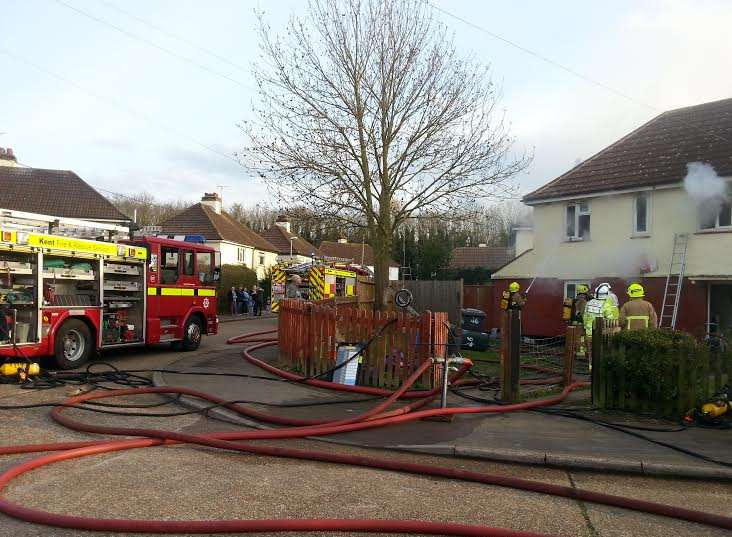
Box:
628 283 645 298
576 284 589 295
509 281 520 293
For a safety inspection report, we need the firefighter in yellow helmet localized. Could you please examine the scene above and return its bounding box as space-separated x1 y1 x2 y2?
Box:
507 281 526 310
583 283 620 367
583 283 619 331
619 283 658 330
562 284 592 355
500 281 526 315
569 284 591 325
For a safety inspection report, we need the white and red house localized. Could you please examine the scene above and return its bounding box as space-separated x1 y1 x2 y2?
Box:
492 97 732 337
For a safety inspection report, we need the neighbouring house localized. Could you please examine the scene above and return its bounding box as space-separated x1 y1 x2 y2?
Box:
160 193 278 279
260 215 321 264
493 97 732 336
448 244 515 277
318 239 400 280
448 244 516 322
0 147 130 227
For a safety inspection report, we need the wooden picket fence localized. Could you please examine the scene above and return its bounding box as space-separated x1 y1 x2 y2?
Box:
278 299 448 389
592 320 732 417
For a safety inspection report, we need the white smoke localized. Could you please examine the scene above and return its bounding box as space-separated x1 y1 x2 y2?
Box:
683 162 727 202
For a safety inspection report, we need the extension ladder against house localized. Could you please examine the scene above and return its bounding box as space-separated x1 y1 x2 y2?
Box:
660 233 689 330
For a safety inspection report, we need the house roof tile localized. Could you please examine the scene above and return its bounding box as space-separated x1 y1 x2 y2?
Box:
260 225 321 256
449 246 515 270
318 240 398 267
523 97 732 203
0 166 128 221
161 204 276 251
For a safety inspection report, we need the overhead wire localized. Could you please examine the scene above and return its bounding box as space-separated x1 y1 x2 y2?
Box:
0 48 244 167
52 0 257 92
430 2 651 111
99 0 250 75
430 1 732 145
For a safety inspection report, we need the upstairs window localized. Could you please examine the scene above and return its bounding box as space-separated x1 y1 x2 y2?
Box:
566 201 590 240
634 192 650 234
700 200 732 230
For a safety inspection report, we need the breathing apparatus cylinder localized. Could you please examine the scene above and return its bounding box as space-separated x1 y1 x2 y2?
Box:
499 290 511 311
701 400 730 419
562 298 574 321
0 362 40 378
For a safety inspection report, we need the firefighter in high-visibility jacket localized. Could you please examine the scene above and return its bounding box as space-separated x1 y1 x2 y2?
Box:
563 284 591 325
583 283 619 367
563 284 592 355
619 283 658 330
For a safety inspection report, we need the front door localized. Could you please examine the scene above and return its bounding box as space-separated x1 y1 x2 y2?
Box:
709 284 732 336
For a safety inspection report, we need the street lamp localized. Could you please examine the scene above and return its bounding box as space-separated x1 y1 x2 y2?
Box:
289 236 296 257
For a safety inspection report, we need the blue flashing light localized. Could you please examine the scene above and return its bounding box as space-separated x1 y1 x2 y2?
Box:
183 235 206 244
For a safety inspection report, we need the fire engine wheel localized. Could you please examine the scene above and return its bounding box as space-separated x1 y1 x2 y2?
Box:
180 317 202 352
54 320 92 369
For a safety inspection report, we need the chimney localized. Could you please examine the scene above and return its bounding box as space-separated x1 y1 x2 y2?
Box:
201 192 222 214
513 227 534 257
274 214 291 233
337 238 348 244
0 147 18 167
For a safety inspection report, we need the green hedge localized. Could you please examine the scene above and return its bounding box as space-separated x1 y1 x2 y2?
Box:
596 328 732 417
217 264 258 313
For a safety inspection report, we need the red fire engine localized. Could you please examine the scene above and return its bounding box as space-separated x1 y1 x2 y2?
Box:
0 212 219 368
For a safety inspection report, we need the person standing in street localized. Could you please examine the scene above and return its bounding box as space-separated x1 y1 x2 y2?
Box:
229 286 238 316
250 286 259 316
237 286 249 315
620 283 658 330
239 286 249 315
247 288 255 317
254 286 264 316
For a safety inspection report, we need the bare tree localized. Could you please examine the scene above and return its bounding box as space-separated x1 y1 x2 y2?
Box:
109 192 191 227
242 0 529 308
476 201 532 247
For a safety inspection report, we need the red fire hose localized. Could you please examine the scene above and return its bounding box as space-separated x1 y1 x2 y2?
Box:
0 331 730 536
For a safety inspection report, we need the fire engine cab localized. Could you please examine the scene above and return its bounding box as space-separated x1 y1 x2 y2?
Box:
0 210 219 369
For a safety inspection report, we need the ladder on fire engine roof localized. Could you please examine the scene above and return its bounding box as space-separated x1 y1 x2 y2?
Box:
660 233 689 330
0 208 129 237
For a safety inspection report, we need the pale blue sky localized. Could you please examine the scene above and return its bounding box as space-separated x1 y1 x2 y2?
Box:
1 0 730 208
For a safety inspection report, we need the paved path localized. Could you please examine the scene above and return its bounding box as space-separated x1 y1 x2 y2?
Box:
155 328 732 480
